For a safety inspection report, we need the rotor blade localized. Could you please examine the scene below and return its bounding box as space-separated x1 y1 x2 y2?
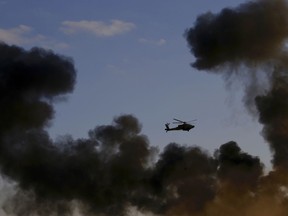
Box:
187 119 197 123
173 118 184 123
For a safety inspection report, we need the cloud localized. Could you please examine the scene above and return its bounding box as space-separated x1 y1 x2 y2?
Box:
138 38 167 46
0 25 69 50
61 19 136 37
0 25 32 45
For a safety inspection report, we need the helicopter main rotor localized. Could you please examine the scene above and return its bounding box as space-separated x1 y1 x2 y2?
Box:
172 118 197 124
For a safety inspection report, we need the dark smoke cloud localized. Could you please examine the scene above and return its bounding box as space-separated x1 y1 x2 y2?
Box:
216 141 263 191
149 143 217 214
3 0 288 213
185 0 288 70
185 0 288 170
0 42 76 130
183 0 288 215
0 41 267 216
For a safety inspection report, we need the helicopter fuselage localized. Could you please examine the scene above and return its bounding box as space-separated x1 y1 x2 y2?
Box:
165 123 194 132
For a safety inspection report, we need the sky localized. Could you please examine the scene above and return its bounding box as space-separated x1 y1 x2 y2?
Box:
0 0 272 171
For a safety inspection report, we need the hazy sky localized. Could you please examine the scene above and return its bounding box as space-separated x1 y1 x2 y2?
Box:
0 0 271 168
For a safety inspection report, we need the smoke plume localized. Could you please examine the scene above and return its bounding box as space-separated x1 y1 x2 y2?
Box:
2 0 288 214
183 0 288 215
0 42 221 215
185 0 288 169
185 0 288 70
0 43 268 216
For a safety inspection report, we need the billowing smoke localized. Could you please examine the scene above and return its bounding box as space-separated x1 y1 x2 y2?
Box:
0 42 268 216
185 0 288 70
183 0 288 215
0 42 220 216
2 0 288 214
185 0 288 169
0 43 76 131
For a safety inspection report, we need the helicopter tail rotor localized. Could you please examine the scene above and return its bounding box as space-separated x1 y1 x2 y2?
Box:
165 123 170 131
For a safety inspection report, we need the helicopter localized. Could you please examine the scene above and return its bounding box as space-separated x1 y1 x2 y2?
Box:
165 118 196 132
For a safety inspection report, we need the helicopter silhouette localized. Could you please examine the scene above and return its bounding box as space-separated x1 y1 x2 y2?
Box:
165 118 196 132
